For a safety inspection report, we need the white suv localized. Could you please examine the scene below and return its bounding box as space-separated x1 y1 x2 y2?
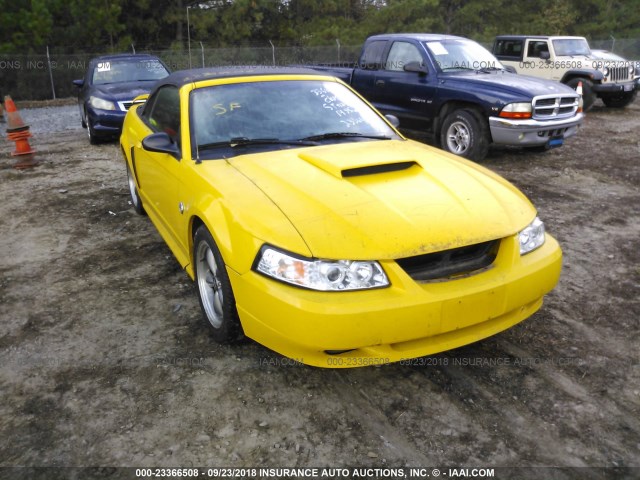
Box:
493 35 637 110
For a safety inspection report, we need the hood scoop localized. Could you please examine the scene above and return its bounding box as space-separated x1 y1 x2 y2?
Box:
342 161 417 177
298 143 421 179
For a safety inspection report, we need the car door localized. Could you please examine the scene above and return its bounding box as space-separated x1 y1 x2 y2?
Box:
522 39 555 80
351 39 388 101
372 40 437 130
134 85 184 251
493 38 524 72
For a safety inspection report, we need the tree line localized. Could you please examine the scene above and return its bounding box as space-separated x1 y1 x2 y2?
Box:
1 0 639 53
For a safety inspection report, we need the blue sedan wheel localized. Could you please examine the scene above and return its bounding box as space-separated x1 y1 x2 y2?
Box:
85 109 99 145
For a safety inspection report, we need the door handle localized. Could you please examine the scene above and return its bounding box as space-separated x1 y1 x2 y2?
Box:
376 79 385 87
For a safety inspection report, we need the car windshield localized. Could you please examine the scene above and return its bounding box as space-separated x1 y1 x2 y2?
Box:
92 59 169 85
424 39 504 71
552 39 591 56
190 79 400 159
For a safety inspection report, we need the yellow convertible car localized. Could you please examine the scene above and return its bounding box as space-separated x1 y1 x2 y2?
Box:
120 68 561 368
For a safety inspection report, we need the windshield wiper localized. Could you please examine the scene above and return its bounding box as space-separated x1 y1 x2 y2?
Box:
440 67 475 71
300 132 393 141
478 66 505 73
198 137 316 153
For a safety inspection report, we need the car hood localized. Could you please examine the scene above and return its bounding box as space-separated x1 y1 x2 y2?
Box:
92 81 157 100
444 71 576 98
222 140 536 260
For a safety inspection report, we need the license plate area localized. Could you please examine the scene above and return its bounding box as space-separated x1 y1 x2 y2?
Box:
548 136 564 148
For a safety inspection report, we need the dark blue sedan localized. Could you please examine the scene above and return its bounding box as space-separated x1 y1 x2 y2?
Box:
73 54 170 144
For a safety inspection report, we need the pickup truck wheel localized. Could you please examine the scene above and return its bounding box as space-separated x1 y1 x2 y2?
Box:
601 90 637 108
440 109 490 161
566 78 596 111
193 225 243 344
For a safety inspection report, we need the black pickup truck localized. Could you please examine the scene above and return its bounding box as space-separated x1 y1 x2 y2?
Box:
308 33 584 160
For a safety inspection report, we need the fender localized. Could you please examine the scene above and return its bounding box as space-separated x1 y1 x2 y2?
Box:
561 69 604 83
182 164 310 278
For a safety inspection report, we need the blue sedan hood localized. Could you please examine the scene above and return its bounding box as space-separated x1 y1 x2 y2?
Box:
92 80 157 101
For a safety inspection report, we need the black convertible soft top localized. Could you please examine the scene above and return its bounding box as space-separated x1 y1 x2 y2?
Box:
155 66 328 89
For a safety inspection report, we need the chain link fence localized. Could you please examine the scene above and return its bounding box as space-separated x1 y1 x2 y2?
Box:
0 45 362 101
1 39 638 101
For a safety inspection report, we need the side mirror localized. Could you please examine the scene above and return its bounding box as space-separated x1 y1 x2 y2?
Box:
540 51 551 61
403 61 428 75
142 132 180 159
504 65 517 74
385 114 400 128
73 79 84 87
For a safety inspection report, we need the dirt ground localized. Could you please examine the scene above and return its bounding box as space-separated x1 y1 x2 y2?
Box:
0 97 639 480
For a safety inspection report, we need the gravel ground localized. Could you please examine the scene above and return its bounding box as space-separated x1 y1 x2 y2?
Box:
19 103 82 135
0 98 639 480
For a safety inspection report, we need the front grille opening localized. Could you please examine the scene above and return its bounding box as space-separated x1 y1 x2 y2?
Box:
607 67 631 82
532 95 579 120
536 98 556 107
396 239 499 282
538 127 569 137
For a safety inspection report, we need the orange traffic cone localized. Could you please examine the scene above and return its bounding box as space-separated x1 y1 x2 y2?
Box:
4 96 29 132
4 95 38 169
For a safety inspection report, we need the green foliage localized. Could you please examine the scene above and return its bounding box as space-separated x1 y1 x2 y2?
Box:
0 0 639 54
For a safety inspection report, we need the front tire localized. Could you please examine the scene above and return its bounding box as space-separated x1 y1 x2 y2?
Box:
193 226 243 344
86 110 100 145
566 78 596 111
440 109 490 161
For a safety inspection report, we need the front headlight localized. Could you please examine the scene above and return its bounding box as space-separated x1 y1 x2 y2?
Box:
519 217 545 255
255 246 389 291
89 95 116 111
602 67 609 78
499 102 532 119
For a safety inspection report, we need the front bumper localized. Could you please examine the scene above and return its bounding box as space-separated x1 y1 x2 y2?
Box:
229 233 562 368
489 113 584 147
87 106 126 137
592 81 636 94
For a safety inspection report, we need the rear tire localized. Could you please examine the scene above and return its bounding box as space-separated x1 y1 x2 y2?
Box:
126 165 145 215
439 109 490 161
193 226 243 344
